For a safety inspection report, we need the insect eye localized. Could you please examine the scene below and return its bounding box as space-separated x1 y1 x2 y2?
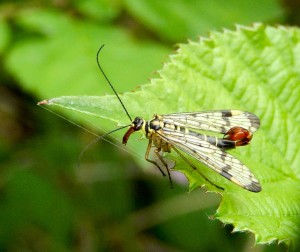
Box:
133 117 143 130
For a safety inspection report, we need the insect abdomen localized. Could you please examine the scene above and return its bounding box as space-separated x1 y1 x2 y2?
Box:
163 126 237 150
188 131 235 149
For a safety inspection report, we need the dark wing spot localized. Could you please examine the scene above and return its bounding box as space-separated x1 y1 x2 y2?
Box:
245 182 262 192
222 110 233 117
222 165 231 173
220 170 233 180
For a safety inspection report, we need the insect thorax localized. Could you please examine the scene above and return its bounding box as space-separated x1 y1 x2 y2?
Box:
144 115 164 137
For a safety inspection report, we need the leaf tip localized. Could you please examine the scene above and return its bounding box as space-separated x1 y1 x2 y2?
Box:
37 99 54 106
37 99 49 105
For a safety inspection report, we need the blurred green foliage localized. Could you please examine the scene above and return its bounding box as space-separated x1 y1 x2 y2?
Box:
0 0 295 251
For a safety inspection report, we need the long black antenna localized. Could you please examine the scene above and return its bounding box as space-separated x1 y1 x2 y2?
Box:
97 45 132 122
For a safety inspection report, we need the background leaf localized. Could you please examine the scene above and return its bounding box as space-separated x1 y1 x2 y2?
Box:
0 19 10 53
6 9 170 97
124 0 283 42
41 23 300 246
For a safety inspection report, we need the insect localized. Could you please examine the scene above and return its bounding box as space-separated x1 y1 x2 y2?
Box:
122 112 261 192
92 45 261 192
40 45 261 193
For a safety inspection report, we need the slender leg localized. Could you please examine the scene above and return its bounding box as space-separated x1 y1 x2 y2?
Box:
145 138 165 176
172 146 224 190
154 149 173 188
145 139 173 188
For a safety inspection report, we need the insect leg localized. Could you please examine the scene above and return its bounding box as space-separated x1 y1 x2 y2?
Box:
145 138 166 176
153 149 173 188
171 146 224 191
145 139 173 188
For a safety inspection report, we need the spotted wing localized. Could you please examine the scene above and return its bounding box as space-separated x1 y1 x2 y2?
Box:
162 110 260 134
157 129 261 192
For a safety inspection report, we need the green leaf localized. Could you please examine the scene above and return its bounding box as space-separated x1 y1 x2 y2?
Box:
38 24 300 246
124 0 283 42
74 0 121 21
0 18 10 53
5 9 170 98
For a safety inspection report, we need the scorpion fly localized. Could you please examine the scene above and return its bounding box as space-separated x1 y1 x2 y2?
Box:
121 112 261 192
49 45 262 192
